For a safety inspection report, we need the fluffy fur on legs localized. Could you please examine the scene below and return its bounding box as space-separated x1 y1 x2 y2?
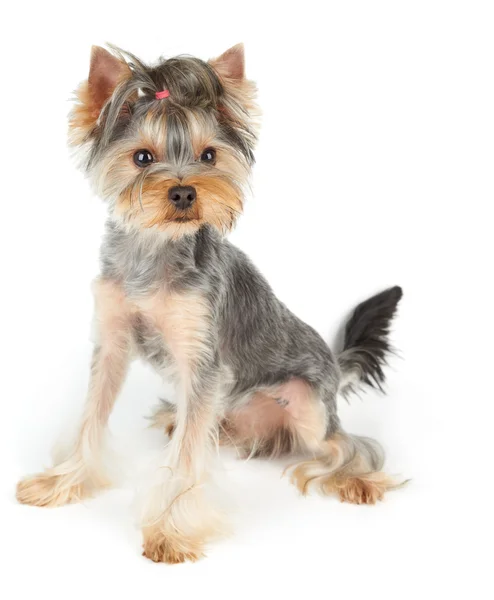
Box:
288 433 402 504
150 399 176 437
137 291 228 563
140 415 228 563
141 464 227 563
16 455 110 508
17 279 131 507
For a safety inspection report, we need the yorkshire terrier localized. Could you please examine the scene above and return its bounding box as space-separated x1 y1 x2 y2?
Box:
17 44 404 563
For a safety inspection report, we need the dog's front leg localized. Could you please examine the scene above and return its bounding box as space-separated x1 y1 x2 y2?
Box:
16 278 132 507
140 292 226 563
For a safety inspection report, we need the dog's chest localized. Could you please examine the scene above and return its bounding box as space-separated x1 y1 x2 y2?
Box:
104 244 177 297
130 307 170 371
100 223 211 373
100 223 199 298
127 287 210 379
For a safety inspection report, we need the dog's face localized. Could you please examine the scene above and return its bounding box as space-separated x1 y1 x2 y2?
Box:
70 45 258 239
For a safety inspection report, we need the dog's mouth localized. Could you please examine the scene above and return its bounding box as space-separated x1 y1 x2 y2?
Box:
172 216 196 222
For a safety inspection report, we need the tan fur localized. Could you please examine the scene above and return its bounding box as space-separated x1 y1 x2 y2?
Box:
225 393 289 441
209 44 245 81
135 290 228 563
16 279 132 507
68 81 98 146
115 169 241 240
151 377 401 507
151 407 239 448
152 379 325 458
17 284 228 562
291 466 398 505
330 473 395 504
150 406 176 437
219 379 325 458
98 109 245 239
16 473 94 508
209 44 261 135
140 472 227 564
288 433 401 504
140 477 227 564
69 47 132 145
139 104 169 158
139 447 227 564
136 290 211 378
150 375 401 509
142 526 205 563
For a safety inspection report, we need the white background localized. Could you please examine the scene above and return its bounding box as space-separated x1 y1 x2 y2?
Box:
1 1 493 598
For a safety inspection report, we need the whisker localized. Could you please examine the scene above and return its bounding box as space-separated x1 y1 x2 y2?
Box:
138 175 145 212
212 198 242 216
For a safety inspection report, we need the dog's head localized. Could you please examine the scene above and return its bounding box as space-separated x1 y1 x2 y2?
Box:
70 44 259 239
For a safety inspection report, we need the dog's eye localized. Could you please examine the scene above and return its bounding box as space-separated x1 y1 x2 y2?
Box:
200 148 216 164
133 149 154 168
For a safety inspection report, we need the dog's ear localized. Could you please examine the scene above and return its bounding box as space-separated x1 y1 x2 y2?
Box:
69 46 131 145
209 43 259 136
88 46 131 111
209 43 245 82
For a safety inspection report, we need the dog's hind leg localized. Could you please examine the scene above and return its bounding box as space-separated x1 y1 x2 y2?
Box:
287 286 405 503
225 380 402 503
287 429 403 504
16 278 132 507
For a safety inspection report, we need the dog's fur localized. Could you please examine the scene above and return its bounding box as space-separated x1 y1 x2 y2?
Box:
17 44 404 563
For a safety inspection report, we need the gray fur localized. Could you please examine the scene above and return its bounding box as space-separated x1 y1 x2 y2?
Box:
101 220 342 436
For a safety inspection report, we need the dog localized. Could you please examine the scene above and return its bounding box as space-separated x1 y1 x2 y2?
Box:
16 44 404 563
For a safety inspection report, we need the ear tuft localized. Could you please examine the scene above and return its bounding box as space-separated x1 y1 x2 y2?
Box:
69 46 132 145
88 46 131 110
210 43 245 81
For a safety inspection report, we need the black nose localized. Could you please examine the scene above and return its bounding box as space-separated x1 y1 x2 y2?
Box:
168 186 196 210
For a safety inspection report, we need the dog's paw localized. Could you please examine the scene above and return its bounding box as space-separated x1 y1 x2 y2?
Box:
16 472 90 507
148 402 176 437
334 473 401 504
142 528 205 564
336 476 386 504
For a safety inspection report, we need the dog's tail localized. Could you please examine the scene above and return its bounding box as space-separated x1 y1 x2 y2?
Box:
337 286 403 399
